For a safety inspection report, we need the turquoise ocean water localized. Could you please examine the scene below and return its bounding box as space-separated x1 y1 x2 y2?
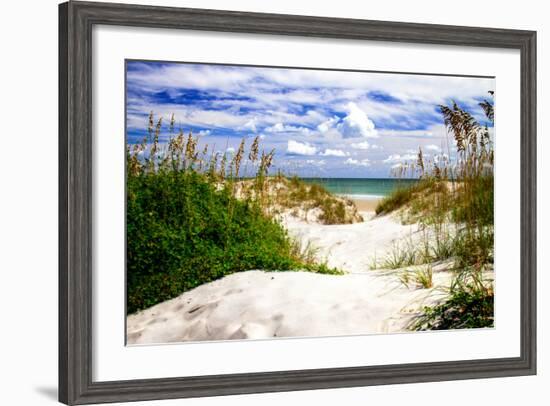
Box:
301 178 418 200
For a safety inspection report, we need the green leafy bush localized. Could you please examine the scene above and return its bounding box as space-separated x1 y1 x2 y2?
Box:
414 289 494 330
127 170 338 314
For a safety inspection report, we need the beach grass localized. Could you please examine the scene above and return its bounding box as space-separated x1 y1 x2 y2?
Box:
374 179 441 216
374 94 495 329
414 266 434 289
235 175 363 225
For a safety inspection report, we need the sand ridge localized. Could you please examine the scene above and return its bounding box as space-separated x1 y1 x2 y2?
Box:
127 211 456 345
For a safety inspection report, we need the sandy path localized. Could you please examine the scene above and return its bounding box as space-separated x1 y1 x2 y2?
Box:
283 211 421 274
127 211 455 345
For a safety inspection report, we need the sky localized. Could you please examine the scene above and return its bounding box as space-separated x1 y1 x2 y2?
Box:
126 61 494 178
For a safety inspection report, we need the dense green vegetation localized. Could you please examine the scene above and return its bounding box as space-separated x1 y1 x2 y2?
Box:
374 93 495 329
414 289 494 330
127 118 340 314
414 268 494 330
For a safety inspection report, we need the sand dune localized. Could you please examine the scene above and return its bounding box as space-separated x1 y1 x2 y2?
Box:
127 211 457 345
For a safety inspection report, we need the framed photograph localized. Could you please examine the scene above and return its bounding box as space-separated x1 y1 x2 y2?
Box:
59 1 536 404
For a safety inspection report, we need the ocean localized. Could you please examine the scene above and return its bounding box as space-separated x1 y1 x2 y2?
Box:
300 178 418 200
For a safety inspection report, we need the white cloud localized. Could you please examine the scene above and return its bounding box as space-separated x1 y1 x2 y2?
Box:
129 63 493 109
337 102 378 139
226 147 235 154
317 116 340 133
344 158 370 167
128 109 251 131
350 141 370 150
321 149 349 157
243 118 258 132
306 159 326 166
265 123 312 136
377 124 446 139
266 122 285 133
315 104 378 140
425 144 441 152
383 153 417 163
127 64 494 135
287 140 317 156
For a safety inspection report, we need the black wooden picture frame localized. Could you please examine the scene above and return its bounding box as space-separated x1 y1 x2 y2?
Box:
59 1 537 404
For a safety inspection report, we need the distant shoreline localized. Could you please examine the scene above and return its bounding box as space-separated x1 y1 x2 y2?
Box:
300 178 414 203
337 193 384 200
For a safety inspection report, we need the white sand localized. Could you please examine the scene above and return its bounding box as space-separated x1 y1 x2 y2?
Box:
127 211 460 345
281 210 423 274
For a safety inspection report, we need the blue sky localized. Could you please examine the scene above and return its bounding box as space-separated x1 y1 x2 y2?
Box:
126 61 494 178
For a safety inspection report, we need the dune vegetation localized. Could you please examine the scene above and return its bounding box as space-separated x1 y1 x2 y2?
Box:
374 93 495 329
126 114 346 314
234 175 363 225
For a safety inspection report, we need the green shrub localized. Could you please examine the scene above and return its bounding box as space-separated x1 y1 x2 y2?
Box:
127 170 336 314
414 289 494 330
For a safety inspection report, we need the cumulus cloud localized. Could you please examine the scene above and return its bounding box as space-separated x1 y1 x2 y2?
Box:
344 158 371 167
287 140 317 156
265 123 312 136
425 144 441 152
350 141 370 150
315 104 378 140
321 149 349 157
317 116 340 133
337 102 378 139
306 159 326 166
